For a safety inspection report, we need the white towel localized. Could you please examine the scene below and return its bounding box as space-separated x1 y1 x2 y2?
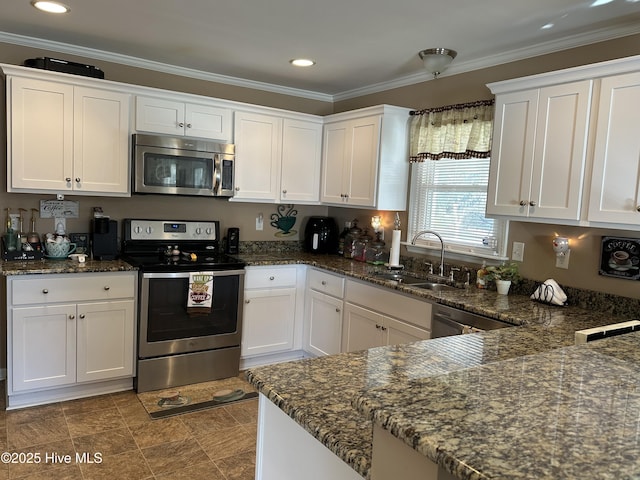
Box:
530 278 567 306
187 272 214 314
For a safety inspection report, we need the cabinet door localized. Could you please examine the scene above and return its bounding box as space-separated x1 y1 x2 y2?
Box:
486 90 538 216
8 76 74 192
241 287 297 357
529 81 591 220
305 290 343 356
588 72 640 225
11 304 76 392
342 302 384 352
74 87 131 194
135 96 185 135
280 118 322 203
384 316 430 346
347 115 380 207
184 103 232 141
76 300 135 383
233 111 283 201
321 121 350 204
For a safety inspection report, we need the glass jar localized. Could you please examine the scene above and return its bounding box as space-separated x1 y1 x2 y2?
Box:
366 231 387 264
343 220 362 259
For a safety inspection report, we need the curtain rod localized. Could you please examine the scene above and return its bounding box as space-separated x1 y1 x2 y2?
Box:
410 99 494 116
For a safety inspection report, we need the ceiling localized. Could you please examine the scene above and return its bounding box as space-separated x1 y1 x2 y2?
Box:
1 0 640 100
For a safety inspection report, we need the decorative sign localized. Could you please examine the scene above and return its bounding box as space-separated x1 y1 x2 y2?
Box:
599 236 640 281
39 200 79 219
270 204 297 237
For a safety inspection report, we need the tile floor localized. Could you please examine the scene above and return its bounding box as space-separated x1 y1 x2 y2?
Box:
0 382 257 480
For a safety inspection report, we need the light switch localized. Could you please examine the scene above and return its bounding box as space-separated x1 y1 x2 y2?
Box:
512 242 525 262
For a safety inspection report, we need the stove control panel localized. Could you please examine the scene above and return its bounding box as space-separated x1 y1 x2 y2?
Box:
124 219 218 241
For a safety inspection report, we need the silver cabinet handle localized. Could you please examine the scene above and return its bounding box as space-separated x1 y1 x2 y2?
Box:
42 289 49 294
186 123 192 128
79 314 85 319
178 122 185 127
69 315 75 320
235 187 240 191
375 324 381 330
104 286 110 291
636 206 640 212
381 326 387 331
529 201 536 207
245 299 250 304
335 308 341 313
519 200 527 206
321 281 327 285
75 178 81 183
282 189 287 194
269 276 275 280
65 178 71 182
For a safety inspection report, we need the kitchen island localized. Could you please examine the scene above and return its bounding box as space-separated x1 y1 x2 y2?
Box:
246 276 639 479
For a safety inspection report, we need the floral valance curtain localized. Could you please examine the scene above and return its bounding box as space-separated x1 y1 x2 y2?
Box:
409 99 495 162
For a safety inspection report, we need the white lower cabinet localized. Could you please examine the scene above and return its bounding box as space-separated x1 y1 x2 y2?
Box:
304 268 345 357
241 266 304 367
6 272 137 408
342 279 432 353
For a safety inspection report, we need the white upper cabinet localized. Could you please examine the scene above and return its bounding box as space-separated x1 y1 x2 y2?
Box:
7 70 131 196
232 110 323 204
487 54 640 230
321 105 411 210
135 96 232 142
587 71 640 225
487 81 592 220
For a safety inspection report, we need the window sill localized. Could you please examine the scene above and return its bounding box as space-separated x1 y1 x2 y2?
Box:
403 242 509 265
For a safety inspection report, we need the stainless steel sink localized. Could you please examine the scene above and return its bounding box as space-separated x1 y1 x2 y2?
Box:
410 282 458 292
373 272 430 285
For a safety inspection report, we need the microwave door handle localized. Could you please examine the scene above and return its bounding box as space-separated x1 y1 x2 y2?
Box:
213 154 221 193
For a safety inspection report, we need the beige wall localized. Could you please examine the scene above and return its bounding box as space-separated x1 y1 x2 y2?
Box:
2 35 640 297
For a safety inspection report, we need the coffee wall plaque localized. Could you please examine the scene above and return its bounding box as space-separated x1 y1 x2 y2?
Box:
599 236 640 281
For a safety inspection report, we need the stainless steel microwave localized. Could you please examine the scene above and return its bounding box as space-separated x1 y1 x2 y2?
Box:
133 134 235 197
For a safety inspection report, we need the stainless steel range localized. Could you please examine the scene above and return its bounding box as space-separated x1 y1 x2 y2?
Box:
120 219 245 393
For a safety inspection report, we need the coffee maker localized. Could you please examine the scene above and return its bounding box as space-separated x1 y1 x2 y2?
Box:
92 218 118 260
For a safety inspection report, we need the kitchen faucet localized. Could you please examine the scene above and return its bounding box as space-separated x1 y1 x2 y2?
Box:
411 230 445 277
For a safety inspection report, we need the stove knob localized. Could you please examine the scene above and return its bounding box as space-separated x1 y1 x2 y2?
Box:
195 227 202 235
205 227 213 235
146 226 153 234
133 226 142 234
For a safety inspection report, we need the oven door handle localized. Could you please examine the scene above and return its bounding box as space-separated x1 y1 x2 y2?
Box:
142 270 245 279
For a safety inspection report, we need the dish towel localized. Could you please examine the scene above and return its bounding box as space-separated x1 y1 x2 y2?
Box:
530 278 568 306
187 272 214 316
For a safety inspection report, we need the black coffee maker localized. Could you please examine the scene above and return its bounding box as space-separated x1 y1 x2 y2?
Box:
304 217 338 254
92 218 118 259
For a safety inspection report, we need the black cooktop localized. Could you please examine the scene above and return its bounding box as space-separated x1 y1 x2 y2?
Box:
121 252 245 272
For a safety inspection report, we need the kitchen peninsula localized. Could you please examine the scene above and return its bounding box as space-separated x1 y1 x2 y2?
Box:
245 256 640 480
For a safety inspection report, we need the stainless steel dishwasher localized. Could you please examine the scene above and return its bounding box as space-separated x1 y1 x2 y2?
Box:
431 303 512 338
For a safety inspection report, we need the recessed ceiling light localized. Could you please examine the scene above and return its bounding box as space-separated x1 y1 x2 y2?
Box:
590 0 614 5
541 22 554 30
31 1 70 13
290 59 316 67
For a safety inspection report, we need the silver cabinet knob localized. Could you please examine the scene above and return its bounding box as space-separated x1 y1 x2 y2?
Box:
65 178 71 182
186 123 192 128
519 200 527 206
381 326 387 331
245 299 250 304
335 308 340 313
69 315 75 320
235 187 240 191
75 178 81 183
636 206 640 212
529 201 536 207
178 122 185 127
79 314 85 319
269 276 275 281
321 281 327 285
282 189 287 194
42 289 49 294
104 286 110 291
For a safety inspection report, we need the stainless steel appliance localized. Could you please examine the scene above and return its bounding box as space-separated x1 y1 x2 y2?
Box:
132 134 235 197
431 303 511 337
120 218 245 392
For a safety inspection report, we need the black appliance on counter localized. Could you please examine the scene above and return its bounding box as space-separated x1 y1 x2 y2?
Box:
92 219 118 260
119 218 245 393
304 216 338 254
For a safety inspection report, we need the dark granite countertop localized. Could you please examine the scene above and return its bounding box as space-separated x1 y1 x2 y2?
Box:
1 258 137 275
244 253 634 479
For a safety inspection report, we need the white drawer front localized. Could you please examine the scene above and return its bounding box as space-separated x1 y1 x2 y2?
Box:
11 273 136 306
245 266 297 289
308 268 344 298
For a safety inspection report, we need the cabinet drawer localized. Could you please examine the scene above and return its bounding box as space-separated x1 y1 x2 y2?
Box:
11 273 136 306
307 268 344 298
245 266 297 289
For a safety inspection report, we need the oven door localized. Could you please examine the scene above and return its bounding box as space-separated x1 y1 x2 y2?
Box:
139 270 244 358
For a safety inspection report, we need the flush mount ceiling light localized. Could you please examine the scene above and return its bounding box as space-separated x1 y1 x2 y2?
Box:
31 0 70 13
418 48 457 78
289 58 316 67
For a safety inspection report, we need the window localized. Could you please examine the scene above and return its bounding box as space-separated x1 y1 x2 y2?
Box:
408 157 507 259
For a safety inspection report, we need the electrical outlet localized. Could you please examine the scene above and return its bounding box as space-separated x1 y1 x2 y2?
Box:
556 250 570 269
256 213 263 231
512 242 525 262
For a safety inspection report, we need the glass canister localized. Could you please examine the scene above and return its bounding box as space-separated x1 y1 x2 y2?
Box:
366 231 387 264
337 221 351 256
353 228 373 262
343 220 362 259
